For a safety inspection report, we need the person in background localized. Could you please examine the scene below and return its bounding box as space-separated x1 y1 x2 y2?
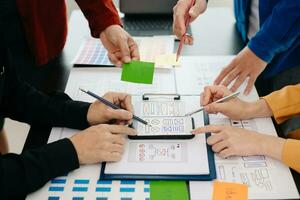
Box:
0 0 140 154
173 0 300 136
192 85 300 173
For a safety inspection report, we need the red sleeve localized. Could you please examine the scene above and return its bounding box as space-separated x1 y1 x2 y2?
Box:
75 0 122 38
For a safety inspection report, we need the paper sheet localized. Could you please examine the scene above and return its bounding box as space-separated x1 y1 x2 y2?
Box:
212 181 248 200
104 96 208 175
175 56 259 102
189 114 300 200
64 67 176 102
121 61 155 84
27 128 150 200
155 54 180 67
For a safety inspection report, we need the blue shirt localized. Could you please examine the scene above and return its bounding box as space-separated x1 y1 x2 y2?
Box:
234 0 300 78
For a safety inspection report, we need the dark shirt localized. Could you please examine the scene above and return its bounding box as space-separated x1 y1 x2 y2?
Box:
0 4 91 199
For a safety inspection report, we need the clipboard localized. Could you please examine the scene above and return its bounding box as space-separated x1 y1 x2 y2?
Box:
128 93 195 140
100 111 216 181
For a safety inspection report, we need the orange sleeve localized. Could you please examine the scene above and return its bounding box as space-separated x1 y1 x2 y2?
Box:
75 0 122 38
282 139 300 173
262 84 300 124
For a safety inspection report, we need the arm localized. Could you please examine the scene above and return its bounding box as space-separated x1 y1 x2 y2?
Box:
75 0 121 38
0 139 79 199
262 84 300 124
1 65 90 130
248 1 300 63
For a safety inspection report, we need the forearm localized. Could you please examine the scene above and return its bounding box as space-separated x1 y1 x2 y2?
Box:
0 139 79 199
246 99 273 119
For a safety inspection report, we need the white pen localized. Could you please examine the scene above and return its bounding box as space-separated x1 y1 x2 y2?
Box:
184 91 240 117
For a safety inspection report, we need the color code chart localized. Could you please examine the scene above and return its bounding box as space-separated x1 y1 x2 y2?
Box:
73 38 112 66
27 163 150 200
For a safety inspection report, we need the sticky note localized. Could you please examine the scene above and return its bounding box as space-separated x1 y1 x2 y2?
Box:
155 54 180 67
150 181 189 200
212 181 248 200
121 60 155 84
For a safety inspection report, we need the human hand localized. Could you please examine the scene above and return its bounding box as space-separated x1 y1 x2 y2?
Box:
70 124 136 164
200 85 253 120
192 125 266 158
214 47 268 95
87 92 134 126
173 0 207 45
100 25 139 67
192 125 285 160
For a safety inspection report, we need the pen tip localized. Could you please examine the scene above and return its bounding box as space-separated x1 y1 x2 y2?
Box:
79 88 86 93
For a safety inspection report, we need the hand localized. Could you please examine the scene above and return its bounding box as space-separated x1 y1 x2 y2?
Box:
100 25 139 67
214 47 268 95
192 125 284 160
87 92 134 126
201 85 253 120
70 124 136 164
173 0 207 45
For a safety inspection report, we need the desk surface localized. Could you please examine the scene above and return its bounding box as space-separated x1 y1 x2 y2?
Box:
24 7 300 198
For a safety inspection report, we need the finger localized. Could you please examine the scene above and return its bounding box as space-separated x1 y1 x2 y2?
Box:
121 94 134 114
109 144 124 153
202 86 213 106
206 133 226 145
244 76 256 95
108 152 122 162
108 52 122 67
205 102 228 114
189 0 207 22
192 125 224 134
211 140 229 153
106 109 133 121
218 148 234 158
221 68 240 87
128 37 140 60
173 0 190 38
230 72 248 92
107 125 137 136
214 62 235 85
117 37 131 63
110 134 126 145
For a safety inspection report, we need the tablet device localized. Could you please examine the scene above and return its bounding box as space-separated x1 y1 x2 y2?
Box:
128 116 195 139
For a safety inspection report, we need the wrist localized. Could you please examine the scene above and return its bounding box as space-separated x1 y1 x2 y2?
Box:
259 134 285 161
247 99 272 118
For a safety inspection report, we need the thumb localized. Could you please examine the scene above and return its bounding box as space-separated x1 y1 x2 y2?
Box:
118 37 131 63
189 0 207 22
205 102 228 114
107 109 133 121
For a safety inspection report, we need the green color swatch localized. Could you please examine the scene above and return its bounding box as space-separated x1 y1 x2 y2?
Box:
150 181 189 200
121 60 155 84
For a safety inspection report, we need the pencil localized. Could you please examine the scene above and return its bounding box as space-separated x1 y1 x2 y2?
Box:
79 88 151 127
184 91 240 116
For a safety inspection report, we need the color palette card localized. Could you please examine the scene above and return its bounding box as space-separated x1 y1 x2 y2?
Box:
121 61 155 84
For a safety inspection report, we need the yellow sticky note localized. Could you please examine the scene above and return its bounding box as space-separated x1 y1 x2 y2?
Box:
155 54 180 67
212 181 248 200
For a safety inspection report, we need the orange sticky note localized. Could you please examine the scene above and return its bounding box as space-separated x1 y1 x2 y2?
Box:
212 181 248 200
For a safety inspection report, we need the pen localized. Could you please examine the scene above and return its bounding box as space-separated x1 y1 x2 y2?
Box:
79 88 151 127
176 0 196 61
184 91 240 116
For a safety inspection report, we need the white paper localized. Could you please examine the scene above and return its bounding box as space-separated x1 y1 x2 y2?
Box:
190 114 300 200
175 56 259 102
105 134 209 175
64 67 176 102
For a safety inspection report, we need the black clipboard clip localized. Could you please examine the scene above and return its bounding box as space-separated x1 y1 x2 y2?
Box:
142 93 181 101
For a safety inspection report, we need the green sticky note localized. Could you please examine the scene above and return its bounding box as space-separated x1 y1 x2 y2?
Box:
150 181 189 200
121 60 155 84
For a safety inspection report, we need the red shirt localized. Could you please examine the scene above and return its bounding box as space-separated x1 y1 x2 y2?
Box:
16 0 121 66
